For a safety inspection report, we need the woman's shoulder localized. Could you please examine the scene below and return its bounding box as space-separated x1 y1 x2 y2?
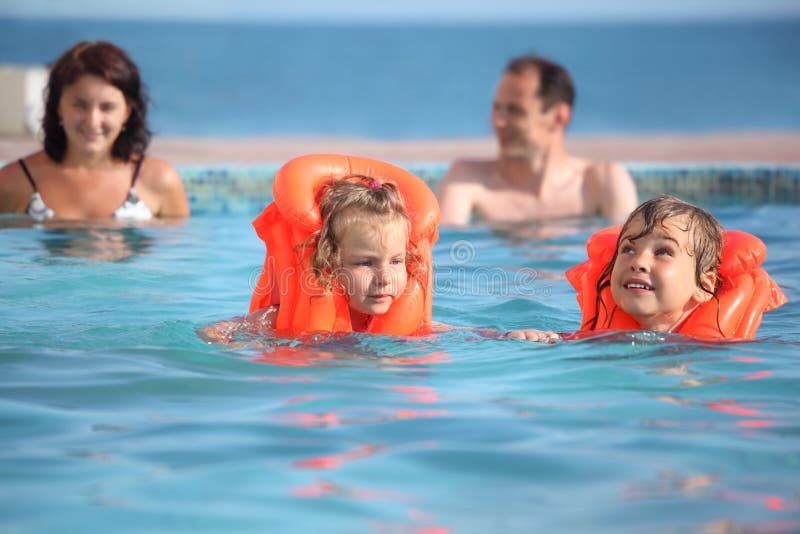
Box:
137 155 182 191
0 157 20 180
0 151 48 212
1 150 48 174
136 154 190 217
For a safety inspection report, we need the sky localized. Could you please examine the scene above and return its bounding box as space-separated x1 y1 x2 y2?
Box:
2 0 800 22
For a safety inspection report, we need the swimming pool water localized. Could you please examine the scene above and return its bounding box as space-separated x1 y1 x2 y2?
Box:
1 202 799 532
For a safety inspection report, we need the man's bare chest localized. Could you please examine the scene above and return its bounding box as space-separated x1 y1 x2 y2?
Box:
474 182 590 222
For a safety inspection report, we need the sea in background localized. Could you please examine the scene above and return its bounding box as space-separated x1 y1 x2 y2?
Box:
0 17 799 140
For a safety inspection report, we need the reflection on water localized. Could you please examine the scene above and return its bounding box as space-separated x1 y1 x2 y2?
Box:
0 216 187 263
488 215 606 243
38 226 153 262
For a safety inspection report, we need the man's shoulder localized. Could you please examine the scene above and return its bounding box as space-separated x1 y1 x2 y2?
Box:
581 159 632 187
438 159 497 226
578 157 637 222
443 158 496 184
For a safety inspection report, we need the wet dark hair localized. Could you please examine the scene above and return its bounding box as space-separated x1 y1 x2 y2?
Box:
505 55 575 111
587 195 724 330
42 41 150 162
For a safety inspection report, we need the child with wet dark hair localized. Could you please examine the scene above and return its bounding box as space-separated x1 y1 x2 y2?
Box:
508 195 725 341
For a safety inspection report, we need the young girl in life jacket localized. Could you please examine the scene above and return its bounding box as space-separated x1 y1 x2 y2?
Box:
300 176 419 332
201 175 428 342
507 195 726 342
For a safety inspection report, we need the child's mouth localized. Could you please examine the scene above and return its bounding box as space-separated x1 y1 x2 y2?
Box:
624 280 655 291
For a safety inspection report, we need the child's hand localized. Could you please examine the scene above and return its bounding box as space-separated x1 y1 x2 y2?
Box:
504 329 561 343
198 319 242 344
198 306 279 344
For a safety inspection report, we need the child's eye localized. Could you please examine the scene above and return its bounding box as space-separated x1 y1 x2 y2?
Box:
620 245 634 254
655 247 674 256
354 261 372 267
390 257 405 265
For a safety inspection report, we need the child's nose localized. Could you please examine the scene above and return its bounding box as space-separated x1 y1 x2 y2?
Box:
630 253 650 272
375 265 393 285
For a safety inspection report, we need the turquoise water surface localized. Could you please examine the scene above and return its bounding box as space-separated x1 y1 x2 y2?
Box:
1 192 799 532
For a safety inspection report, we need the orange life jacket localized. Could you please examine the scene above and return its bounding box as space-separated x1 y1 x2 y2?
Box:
565 226 787 339
249 154 439 336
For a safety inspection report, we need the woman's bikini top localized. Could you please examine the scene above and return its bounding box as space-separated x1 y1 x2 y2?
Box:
19 157 153 221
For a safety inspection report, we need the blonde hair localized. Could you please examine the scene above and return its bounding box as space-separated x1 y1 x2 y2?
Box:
588 195 724 329
305 175 415 292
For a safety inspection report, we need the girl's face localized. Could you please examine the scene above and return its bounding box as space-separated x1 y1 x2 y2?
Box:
57 74 130 159
336 218 409 322
610 214 715 332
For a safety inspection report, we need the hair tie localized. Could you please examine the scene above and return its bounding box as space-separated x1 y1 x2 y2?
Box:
370 180 383 189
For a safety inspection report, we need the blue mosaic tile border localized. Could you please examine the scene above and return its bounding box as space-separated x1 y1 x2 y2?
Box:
626 163 800 206
179 163 800 215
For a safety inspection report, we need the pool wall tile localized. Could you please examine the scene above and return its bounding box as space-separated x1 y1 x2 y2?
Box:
177 163 800 214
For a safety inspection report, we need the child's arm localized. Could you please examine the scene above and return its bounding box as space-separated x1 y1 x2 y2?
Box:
504 329 561 343
198 306 279 344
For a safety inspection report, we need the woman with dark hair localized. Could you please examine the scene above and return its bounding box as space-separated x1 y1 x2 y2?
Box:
0 41 189 220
